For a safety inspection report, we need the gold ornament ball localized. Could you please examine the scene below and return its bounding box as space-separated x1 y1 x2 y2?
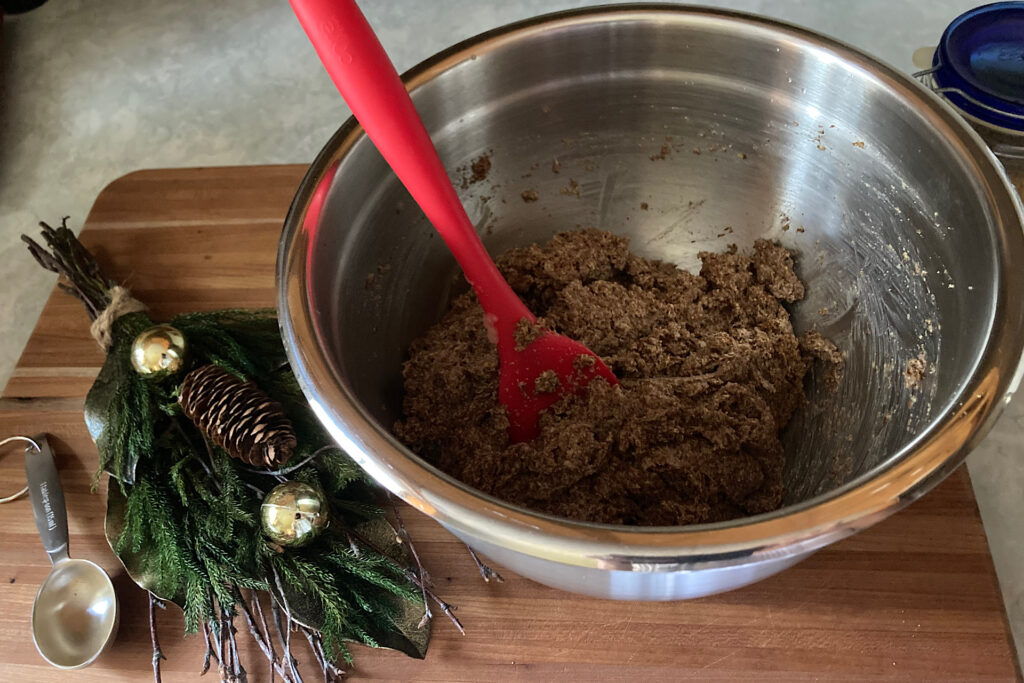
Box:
260 481 328 547
130 325 187 377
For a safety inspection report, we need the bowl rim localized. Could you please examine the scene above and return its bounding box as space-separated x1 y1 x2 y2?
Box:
278 3 1024 571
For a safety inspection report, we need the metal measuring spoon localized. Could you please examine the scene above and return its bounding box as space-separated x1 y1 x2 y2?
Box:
24 434 119 669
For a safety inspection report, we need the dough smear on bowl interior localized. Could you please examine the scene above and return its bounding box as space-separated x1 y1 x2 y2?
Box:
395 229 842 526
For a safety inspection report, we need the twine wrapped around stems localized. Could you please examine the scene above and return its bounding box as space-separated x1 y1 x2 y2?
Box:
89 286 148 351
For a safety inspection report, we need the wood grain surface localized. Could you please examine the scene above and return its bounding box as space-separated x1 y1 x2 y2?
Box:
0 165 1018 681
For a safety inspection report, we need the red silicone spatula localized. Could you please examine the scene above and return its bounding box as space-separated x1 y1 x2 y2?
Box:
290 0 617 442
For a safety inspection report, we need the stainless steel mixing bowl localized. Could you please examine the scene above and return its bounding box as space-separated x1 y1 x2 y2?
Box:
278 5 1024 599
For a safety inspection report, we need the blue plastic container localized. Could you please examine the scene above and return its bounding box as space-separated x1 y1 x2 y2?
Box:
928 2 1024 133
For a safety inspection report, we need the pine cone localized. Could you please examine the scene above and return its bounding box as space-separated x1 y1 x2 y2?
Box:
179 364 296 468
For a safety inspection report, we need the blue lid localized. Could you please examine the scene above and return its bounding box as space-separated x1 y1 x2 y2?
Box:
932 2 1024 131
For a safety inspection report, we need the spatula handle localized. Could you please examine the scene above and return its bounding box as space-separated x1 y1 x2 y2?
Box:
289 0 531 327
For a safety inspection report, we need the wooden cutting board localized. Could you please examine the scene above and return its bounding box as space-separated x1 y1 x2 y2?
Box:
0 165 1019 681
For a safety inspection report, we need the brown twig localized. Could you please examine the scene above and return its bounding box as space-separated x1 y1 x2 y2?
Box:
205 595 225 678
346 526 465 635
388 498 432 628
299 627 328 683
312 633 344 682
233 588 290 682
318 640 340 681
149 592 166 683
271 564 303 683
251 590 283 683
201 620 219 676
406 573 465 636
299 626 344 682
21 218 112 321
465 545 504 583
345 531 361 557
244 444 340 477
270 596 304 683
218 603 231 682
298 627 328 682
226 612 247 683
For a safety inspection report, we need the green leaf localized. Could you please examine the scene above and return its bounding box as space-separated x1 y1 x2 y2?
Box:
375 591 432 660
353 517 431 659
83 347 123 476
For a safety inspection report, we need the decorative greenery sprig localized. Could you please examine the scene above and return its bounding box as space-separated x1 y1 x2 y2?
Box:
23 220 499 682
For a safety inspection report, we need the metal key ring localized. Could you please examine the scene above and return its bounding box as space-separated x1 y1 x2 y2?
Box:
0 435 40 504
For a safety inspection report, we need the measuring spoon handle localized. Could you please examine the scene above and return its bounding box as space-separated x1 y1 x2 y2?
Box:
25 435 70 565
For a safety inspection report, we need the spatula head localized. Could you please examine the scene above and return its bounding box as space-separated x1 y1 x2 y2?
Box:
498 329 618 443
